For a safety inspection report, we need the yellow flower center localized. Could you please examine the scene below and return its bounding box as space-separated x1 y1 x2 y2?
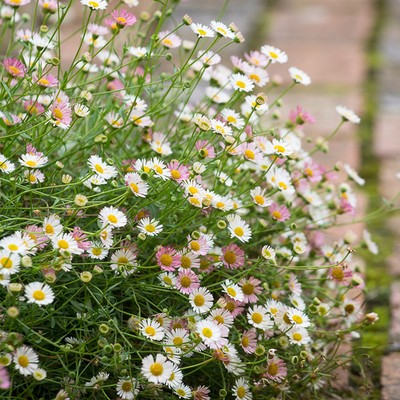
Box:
197 29 207 36
29 174 37 183
33 290 45 301
107 214 118 224
244 149 255 160
242 283 254 295
278 181 288 190
180 276 191 288
45 224 54 234
121 381 132 392
274 145 285 153
236 80 246 89
26 160 37 167
234 227 244 237
292 332 302 342
227 116 237 124
18 355 29 368
88 1 99 7
149 362 163 376
145 224 155 233
171 170 181 179
58 239 69 249
283 312 291 324
8 65 21 75
92 248 103 256
237 387 246 398
117 256 129 265
292 315 303 324
202 327 213 338
272 210 282 220
224 250 236 264
249 73 260 83
214 315 224 324
251 312 262 324
173 337 183 346
190 241 200 251
180 255 191 269
154 165 163 174
241 335 249 347
94 163 104 174
145 326 156 336
254 195 264 205
129 182 139 193
345 304 355 314
8 244 19 251
194 294 205 306
160 254 173 267
305 168 313 177
217 27 227 35
38 78 50 86
269 51 278 59
331 267 344 281
268 362 278 375
162 38 173 47
53 108 63 120
227 287 237 297
116 17 127 24
1 257 12 269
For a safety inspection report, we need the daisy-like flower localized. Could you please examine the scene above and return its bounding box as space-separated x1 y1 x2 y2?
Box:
125 172 149 198
263 356 287 382
187 235 210 255
220 243 245 269
240 328 257 354
99 206 127 228
336 105 361 124
85 372 110 387
232 377 252 400
227 215 252 243
247 305 273 330
0 232 27 254
222 279 245 302
269 202 291 222
110 248 137 276
210 21 235 39
363 229 379 255
156 246 180 272
328 265 353 286
239 277 262 303
210 119 233 137
250 186 272 208
220 108 245 129
159 271 177 288
174 384 192 399
196 320 224 349
151 157 171 180
141 354 174 384
99 225 114 248
111 9 137 28
261 245 276 260
178 251 200 270
287 327 311 346
24 281 55 306
0 251 20 275
116 377 139 400
260 45 288 64
165 364 184 388
209 308 234 329
140 318 165 341
74 103 90 118
168 160 190 183
189 287 214 314
49 99 72 129
35 73 58 88
191 23 215 38
24 100 45 116
81 0 108 10
88 155 118 180
343 163 365 186
269 138 294 157
2 58 26 78
240 142 264 164
199 50 221 66
32 367 47 381
129 46 147 58
245 50 269 67
0 154 16 174
24 170 45 184
87 242 108 260
43 214 63 237
19 151 48 169
52 232 84 255
13 346 38 376
230 73 254 92
286 308 310 328
158 31 182 49
137 217 163 237
175 269 200 294
289 67 311 86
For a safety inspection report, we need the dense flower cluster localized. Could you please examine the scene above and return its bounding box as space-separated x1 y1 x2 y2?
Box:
0 0 381 399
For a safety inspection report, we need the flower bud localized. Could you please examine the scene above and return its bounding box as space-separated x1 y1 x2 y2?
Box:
217 220 227 229
138 233 147 241
21 255 32 267
113 343 123 353
182 14 193 25
7 306 20 318
82 52 92 63
40 25 49 33
8 283 23 294
80 271 93 283
140 11 150 22
219 389 227 397
75 194 88 207
99 324 110 335
62 174 72 184
191 231 201 240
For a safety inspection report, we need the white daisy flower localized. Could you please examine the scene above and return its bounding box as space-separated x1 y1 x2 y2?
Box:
159 272 177 287
88 155 118 180
247 305 273 330
289 67 311 86
343 163 365 185
137 217 163 237
43 214 63 237
32 367 47 381
24 281 55 306
210 119 233 137
210 21 235 39
196 320 223 348
336 105 361 124
250 186 272 207
13 345 39 376
52 232 84 255
140 318 165 341
287 327 311 346
141 354 174 384
189 287 214 314
110 248 137 276
261 245 276 260
220 108 245 129
19 153 48 168
205 87 231 104
80 0 108 10
151 158 171 180
174 383 192 399
24 169 45 184
129 46 147 58
0 232 27 254
99 206 127 228
363 229 378 255
0 251 20 275
227 215 252 243
286 308 310 328
260 45 288 64
116 376 139 400
232 377 253 400
87 242 108 260
222 279 244 302
74 103 90 118
230 73 255 92
99 226 114 248
0 154 16 173
165 364 184 388
190 23 215 38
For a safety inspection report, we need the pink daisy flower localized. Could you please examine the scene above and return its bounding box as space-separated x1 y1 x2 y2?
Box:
220 243 245 269
5 0 31 6
269 202 291 222
195 140 216 159
288 273 302 295
167 160 190 183
35 73 59 88
39 0 58 13
175 269 200 294
303 159 324 183
263 356 287 382
239 276 262 303
240 328 257 354
187 235 209 256
50 99 72 128
88 23 109 36
198 255 216 274
111 9 137 28
25 225 48 250
220 295 245 318
2 58 26 78
1 112 21 126
24 100 45 115
329 265 353 286
289 105 315 126
193 386 211 400
71 226 91 251
0 366 10 390
178 250 200 270
156 246 180 272
239 142 264 164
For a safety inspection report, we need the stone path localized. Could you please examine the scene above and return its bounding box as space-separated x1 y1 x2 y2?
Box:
377 0 400 397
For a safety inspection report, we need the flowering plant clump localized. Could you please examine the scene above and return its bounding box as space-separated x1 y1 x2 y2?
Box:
0 0 381 399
